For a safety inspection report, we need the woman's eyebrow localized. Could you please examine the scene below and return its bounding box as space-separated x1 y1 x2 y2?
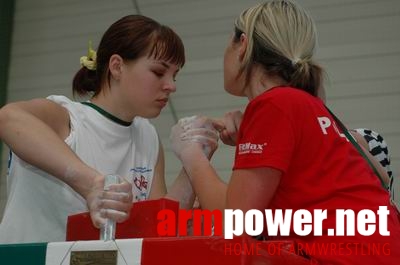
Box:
160 62 170 68
153 60 180 74
152 61 169 68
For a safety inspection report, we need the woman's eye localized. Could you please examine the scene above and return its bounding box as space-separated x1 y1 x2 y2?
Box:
152 70 164 77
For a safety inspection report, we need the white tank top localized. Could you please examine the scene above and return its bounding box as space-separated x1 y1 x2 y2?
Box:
0 95 159 243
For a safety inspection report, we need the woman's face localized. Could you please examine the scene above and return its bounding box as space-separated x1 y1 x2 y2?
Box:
118 55 180 119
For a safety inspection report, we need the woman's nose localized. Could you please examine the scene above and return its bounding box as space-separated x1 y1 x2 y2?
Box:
164 79 176 92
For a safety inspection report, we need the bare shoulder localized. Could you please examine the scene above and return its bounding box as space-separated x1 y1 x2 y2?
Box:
350 130 369 150
6 98 70 138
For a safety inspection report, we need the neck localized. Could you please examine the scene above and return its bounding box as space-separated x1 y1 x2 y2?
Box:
91 91 134 123
245 68 287 100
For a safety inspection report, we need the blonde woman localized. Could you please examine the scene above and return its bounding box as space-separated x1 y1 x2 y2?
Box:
171 1 400 264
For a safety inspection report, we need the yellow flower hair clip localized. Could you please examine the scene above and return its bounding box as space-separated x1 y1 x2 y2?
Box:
80 40 97 71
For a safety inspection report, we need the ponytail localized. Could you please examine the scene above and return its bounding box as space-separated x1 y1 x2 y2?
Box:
72 67 99 97
289 61 323 96
250 36 324 96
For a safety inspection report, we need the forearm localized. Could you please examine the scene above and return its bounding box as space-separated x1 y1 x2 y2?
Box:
180 149 227 211
0 105 102 198
165 168 196 209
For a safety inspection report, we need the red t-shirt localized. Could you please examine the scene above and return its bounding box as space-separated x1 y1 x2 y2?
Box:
233 87 400 264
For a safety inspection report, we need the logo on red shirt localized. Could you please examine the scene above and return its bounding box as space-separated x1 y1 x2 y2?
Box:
238 142 267 155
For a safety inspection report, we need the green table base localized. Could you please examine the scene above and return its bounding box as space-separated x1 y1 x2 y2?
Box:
0 243 47 265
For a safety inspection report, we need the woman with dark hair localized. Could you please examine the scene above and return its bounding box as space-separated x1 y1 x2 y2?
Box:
170 1 400 264
0 15 217 243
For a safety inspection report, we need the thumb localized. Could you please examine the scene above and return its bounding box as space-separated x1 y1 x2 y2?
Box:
210 118 225 132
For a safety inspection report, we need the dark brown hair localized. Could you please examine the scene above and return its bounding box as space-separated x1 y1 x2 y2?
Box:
72 15 185 97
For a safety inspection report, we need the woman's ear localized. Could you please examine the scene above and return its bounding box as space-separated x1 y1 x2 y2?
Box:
238 33 248 62
109 54 124 80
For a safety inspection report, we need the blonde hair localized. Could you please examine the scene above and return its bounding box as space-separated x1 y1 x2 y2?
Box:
234 0 323 95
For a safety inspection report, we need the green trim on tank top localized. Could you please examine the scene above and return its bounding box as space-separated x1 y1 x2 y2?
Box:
81 101 132 127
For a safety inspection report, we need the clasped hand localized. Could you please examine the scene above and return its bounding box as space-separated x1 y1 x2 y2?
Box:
170 116 219 160
86 176 133 228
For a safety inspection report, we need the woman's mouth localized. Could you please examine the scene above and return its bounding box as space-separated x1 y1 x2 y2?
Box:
156 98 168 107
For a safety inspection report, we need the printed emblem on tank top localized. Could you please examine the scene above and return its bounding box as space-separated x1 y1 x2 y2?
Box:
131 166 152 201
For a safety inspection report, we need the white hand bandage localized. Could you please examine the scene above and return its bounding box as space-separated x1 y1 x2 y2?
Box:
86 175 132 229
171 116 219 158
181 127 218 156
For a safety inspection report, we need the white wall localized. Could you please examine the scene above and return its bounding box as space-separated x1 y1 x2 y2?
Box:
1 0 400 216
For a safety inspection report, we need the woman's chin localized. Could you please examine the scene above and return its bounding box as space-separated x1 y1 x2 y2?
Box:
140 109 163 119
225 87 245 97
